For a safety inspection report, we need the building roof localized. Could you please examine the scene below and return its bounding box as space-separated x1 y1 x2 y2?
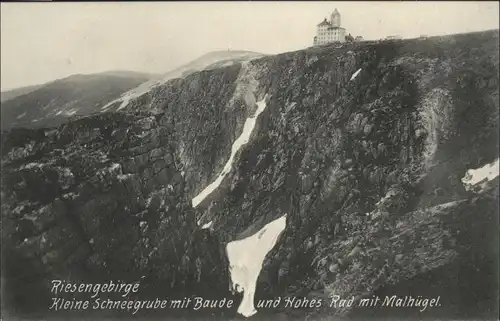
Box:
317 18 330 26
332 8 340 15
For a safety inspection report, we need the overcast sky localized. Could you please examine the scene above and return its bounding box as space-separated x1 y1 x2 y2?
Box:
1 1 498 90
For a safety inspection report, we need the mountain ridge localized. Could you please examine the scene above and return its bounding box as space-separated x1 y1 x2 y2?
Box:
0 72 153 130
1 84 45 103
1 70 157 102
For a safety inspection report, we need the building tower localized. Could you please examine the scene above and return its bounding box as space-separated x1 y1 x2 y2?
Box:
330 8 341 28
313 8 347 46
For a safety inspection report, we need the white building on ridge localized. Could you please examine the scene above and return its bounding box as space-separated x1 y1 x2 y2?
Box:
313 8 347 46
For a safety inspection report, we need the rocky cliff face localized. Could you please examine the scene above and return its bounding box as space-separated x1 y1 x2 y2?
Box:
1 30 498 321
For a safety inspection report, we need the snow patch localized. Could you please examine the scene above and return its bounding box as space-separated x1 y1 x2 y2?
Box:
117 173 133 181
110 163 121 171
16 112 27 119
226 214 287 317
54 108 79 116
65 109 78 116
375 188 398 207
21 162 44 170
433 200 464 210
462 158 499 192
62 192 79 200
191 95 268 208
350 68 362 81
201 221 213 229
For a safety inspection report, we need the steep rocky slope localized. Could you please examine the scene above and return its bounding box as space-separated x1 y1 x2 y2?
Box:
100 50 265 112
1 30 498 321
1 71 155 130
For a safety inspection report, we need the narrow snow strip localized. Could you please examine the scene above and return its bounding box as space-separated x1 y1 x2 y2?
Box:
116 95 134 111
350 68 362 81
201 221 213 229
191 96 268 208
101 80 160 112
226 214 287 317
461 158 499 192
101 99 119 111
65 109 77 116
